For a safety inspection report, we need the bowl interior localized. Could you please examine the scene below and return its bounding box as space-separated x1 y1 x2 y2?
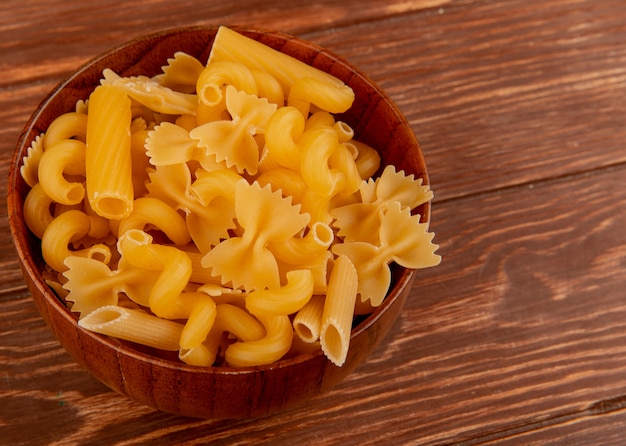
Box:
7 26 429 418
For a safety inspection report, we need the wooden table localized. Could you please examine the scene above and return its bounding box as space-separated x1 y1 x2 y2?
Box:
2 0 626 444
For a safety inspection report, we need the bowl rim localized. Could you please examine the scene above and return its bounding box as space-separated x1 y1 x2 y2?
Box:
7 25 424 375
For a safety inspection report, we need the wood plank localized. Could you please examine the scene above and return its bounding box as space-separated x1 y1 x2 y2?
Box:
0 0 453 86
2 161 625 444
489 405 626 445
306 0 626 200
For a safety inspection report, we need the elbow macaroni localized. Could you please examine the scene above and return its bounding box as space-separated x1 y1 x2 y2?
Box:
21 26 440 368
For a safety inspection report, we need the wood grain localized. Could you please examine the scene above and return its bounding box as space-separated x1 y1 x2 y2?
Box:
3 163 625 445
2 0 626 444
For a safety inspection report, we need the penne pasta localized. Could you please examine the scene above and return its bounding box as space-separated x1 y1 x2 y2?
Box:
209 26 354 113
78 305 183 351
179 326 224 366
320 255 358 367
293 294 325 343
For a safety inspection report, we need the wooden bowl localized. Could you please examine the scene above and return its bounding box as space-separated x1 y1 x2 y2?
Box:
7 26 430 419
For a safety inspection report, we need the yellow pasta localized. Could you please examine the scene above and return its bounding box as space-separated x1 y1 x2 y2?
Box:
37 139 86 205
20 134 44 188
320 255 358 367
117 197 191 246
130 120 152 198
264 105 305 171
83 199 112 240
333 202 441 306
329 141 362 196
154 51 205 94
213 303 266 342
352 140 381 180
43 111 87 149
189 168 241 207
224 314 293 367
63 231 160 316
332 120 354 143
300 129 340 195
245 269 314 317
288 76 355 117
63 256 125 316
293 294 325 343
41 209 110 272
180 247 229 286
121 235 192 319
179 327 224 366
195 60 257 107
299 126 353 197
85 84 134 219
305 110 336 130
268 221 334 265
196 282 244 300
189 85 277 175
209 26 354 113
146 164 236 252
23 183 55 239
78 305 183 351
250 69 284 106
23 27 440 369
102 68 198 115
331 164 434 244
255 167 307 203
201 180 310 292
145 122 199 166
179 292 217 350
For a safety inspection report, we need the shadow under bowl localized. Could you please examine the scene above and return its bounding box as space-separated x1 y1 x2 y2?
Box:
7 26 430 419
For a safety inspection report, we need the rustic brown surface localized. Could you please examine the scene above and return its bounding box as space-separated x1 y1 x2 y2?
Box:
2 0 626 444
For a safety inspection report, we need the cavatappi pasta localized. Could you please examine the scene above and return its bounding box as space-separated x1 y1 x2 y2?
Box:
21 26 441 368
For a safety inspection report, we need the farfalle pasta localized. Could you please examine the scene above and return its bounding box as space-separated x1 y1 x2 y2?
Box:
200 180 310 292
20 26 440 369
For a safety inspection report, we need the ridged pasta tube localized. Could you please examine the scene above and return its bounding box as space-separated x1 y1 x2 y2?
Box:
320 255 358 367
78 305 183 351
85 84 134 219
209 26 354 113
